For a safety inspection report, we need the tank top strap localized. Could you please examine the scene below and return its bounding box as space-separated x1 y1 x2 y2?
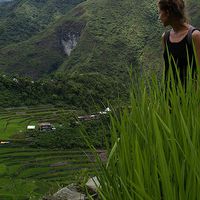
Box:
187 25 200 46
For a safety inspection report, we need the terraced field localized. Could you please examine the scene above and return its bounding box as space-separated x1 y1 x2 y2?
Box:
0 105 102 199
0 144 99 199
0 105 77 140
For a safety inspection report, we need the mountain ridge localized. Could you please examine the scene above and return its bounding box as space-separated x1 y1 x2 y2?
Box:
0 0 199 79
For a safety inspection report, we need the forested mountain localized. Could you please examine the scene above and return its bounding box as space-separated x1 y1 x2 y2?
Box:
0 0 156 77
0 0 199 79
0 0 199 107
0 0 85 47
0 0 199 77
188 0 200 26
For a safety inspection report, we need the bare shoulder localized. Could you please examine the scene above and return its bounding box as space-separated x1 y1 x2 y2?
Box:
192 30 200 40
192 30 200 63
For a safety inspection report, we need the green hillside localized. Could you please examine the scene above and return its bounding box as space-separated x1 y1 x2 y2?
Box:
0 0 85 47
0 0 86 77
60 0 163 78
61 0 200 77
188 0 200 26
0 0 160 78
0 0 199 108
0 0 199 79
0 73 127 109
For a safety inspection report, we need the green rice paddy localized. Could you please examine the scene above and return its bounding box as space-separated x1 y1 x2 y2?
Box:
0 144 97 199
0 105 76 140
0 105 97 199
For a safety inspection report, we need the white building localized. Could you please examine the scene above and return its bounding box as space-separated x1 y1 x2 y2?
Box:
27 125 36 130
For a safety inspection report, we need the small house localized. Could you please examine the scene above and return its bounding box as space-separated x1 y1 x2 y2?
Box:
38 122 55 131
27 125 36 130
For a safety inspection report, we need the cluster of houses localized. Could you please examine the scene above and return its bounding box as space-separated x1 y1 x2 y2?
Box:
27 122 56 132
27 107 111 131
77 107 111 122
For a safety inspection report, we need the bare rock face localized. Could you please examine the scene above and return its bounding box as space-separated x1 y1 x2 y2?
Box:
43 184 85 200
58 21 86 56
61 34 78 56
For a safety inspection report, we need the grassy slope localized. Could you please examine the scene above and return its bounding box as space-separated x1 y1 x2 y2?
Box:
0 31 65 77
0 0 85 77
60 0 162 75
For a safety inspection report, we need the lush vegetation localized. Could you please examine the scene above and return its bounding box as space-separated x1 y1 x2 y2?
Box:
0 0 199 79
0 0 200 199
0 73 128 109
95 64 200 199
0 145 98 199
0 0 85 47
0 104 109 199
0 0 86 77
0 0 164 78
0 104 78 139
28 119 109 149
0 0 199 108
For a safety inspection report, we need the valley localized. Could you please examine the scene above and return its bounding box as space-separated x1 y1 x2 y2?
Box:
0 104 107 199
0 0 200 198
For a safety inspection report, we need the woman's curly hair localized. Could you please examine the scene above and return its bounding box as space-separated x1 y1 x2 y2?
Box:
158 0 188 22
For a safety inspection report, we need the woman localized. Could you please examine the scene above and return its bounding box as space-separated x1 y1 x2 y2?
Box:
158 0 200 85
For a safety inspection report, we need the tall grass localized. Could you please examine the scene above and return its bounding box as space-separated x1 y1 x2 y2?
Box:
95 62 200 200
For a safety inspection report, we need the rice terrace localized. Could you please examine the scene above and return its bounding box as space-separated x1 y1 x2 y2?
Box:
1 105 66 139
0 105 101 199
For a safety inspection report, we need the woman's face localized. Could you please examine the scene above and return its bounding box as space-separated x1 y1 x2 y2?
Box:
158 8 170 27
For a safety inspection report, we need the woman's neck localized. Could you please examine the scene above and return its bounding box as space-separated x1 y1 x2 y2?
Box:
170 21 189 33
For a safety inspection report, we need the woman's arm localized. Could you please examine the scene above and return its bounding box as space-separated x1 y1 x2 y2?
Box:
192 30 200 67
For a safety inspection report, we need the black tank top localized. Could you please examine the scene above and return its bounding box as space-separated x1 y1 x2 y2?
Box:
163 28 197 85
